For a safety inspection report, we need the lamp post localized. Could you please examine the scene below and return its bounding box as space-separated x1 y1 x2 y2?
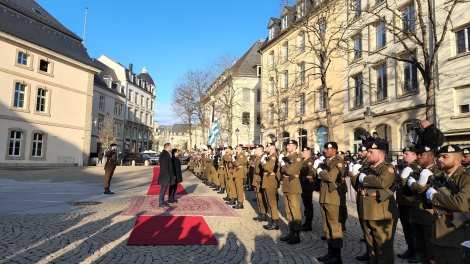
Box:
298 117 304 150
260 123 265 145
171 136 174 143
364 106 375 132
235 127 239 145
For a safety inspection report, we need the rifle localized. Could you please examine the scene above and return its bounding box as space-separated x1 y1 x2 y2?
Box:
428 174 470 228
359 166 395 202
317 161 337 192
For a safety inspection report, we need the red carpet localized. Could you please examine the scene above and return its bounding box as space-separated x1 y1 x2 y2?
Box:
147 166 188 195
127 215 218 245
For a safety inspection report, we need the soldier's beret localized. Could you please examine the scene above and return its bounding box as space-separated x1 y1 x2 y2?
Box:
463 147 470 155
302 147 311 151
287 139 298 145
367 142 386 151
324 142 338 149
238 144 244 148
416 145 436 154
438 145 462 154
226 146 233 150
110 143 117 147
338 151 345 154
266 142 276 147
402 146 418 153
358 145 367 152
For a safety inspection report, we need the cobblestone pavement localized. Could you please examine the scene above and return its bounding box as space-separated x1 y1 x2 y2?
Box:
0 166 411 263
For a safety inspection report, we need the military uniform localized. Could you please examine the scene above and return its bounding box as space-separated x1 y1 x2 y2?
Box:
300 155 315 231
252 153 268 220
224 153 236 202
232 151 247 208
104 146 117 194
351 143 399 264
262 151 281 230
217 154 227 194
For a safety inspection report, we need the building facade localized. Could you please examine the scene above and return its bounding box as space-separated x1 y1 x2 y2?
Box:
0 0 99 166
97 55 156 153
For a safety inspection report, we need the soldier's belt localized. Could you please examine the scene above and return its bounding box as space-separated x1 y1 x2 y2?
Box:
359 189 379 197
283 174 299 178
263 172 275 176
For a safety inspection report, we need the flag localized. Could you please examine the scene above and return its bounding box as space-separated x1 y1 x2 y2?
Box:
209 120 221 146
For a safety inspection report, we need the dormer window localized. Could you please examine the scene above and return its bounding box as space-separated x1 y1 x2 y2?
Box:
256 65 262 77
297 1 306 18
282 15 289 30
269 27 275 40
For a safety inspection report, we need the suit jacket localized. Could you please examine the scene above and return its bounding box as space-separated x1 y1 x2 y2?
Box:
172 156 183 183
158 150 175 186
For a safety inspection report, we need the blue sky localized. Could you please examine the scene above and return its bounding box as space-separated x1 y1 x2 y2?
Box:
37 0 283 124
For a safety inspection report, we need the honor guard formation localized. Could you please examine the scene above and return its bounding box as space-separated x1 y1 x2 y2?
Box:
185 128 470 264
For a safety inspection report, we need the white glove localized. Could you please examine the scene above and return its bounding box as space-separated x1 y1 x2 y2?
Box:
232 154 236 162
426 187 437 200
418 169 433 186
407 177 416 187
352 164 363 176
348 162 354 172
316 168 323 174
313 159 321 169
319 156 325 161
400 167 414 179
279 154 285 161
247 156 251 161
280 160 286 167
358 173 366 183
391 161 397 166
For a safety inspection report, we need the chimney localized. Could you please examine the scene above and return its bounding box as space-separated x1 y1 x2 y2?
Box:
128 63 133 80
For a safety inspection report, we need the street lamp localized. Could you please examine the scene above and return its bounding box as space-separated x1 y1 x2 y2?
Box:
364 106 375 132
298 117 305 150
235 127 240 145
171 136 174 142
260 123 265 145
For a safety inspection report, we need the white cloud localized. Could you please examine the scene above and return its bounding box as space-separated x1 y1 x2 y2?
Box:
153 101 180 125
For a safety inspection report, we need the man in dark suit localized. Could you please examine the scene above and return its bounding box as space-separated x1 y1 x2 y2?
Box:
103 144 117 194
169 148 183 203
158 143 176 207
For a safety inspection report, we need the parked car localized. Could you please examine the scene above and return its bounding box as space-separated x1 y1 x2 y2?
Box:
141 153 158 165
179 156 190 165
127 153 150 165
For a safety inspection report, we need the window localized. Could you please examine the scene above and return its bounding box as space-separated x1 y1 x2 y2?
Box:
281 100 288 119
376 64 388 101
141 95 144 106
243 88 250 101
375 0 384 4
257 66 262 77
376 22 386 49
269 27 275 40
283 42 289 62
98 116 104 131
456 27 470 54
402 5 415 33
317 126 329 152
353 75 363 107
17 52 28 65
461 104 470 113
282 15 289 30
353 0 361 19
126 126 131 139
298 94 306 115
299 32 306 52
269 52 274 69
99 96 105 111
402 54 418 95
13 83 26 108
242 112 250 125
31 133 44 157
39 59 49 72
127 107 131 120
114 102 124 116
283 71 289 90
128 90 132 101
269 78 275 95
297 1 306 18
256 89 261 103
257 112 261 124
35 88 47 112
134 110 137 122
269 105 274 123
9 130 22 156
140 111 143 123
317 88 326 110
455 87 470 115
134 92 138 104
151 100 154 110
354 35 362 59
402 120 419 148
298 62 306 84
146 113 149 125
113 122 123 137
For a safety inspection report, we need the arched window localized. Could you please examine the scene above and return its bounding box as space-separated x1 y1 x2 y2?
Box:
317 126 329 153
281 131 290 151
375 124 392 153
402 119 420 148
353 128 366 153
298 129 307 150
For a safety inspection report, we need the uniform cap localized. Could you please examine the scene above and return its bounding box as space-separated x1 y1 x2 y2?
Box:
266 142 276 148
358 145 367 152
338 151 345 154
416 145 436 154
287 139 298 145
302 147 311 151
255 144 264 149
226 146 233 150
367 142 387 151
402 146 418 153
437 145 462 154
324 142 338 149
463 147 470 155
110 143 117 147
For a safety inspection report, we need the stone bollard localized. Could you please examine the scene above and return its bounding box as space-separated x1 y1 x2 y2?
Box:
144 160 149 166
132 160 135 166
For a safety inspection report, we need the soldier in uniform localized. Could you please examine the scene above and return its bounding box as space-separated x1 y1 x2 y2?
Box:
316 142 346 264
103 143 118 194
252 144 268 222
337 152 348 231
212 149 221 191
424 145 470 264
404 146 441 264
462 147 470 171
396 147 420 262
350 142 399 264
217 149 227 194
299 147 315 231
231 145 247 209
262 142 281 230
279 140 303 244
224 147 236 203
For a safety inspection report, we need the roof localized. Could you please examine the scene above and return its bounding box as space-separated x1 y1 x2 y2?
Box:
158 124 190 135
0 0 97 68
138 67 155 85
230 39 265 76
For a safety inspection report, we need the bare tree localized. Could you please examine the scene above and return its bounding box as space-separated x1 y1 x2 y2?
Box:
98 114 116 150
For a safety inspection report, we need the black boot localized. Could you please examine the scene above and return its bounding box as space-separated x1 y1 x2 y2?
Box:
264 219 279 230
408 251 421 263
325 248 342 264
355 251 369 261
300 218 312 231
257 214 268 222
223 196 231 201
226 198 236 205
321 235 326 240
287 230 300 244
232 202 244 209
104 188 114 194
213 186 220 191
318 244 333 261
280 227 294 241
397 247 414 259
217 188 225 194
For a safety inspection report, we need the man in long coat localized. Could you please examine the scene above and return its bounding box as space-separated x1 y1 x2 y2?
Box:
158 143 176 207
